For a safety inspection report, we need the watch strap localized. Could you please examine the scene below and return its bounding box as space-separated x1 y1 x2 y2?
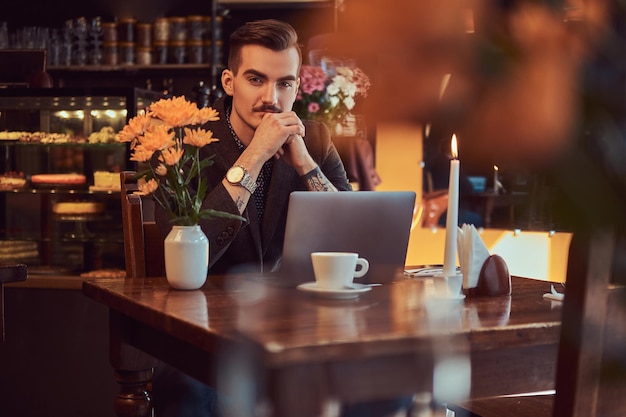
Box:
240 171 258 194
229 165 257 194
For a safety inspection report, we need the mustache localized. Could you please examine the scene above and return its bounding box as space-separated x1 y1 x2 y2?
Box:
253 104 282 113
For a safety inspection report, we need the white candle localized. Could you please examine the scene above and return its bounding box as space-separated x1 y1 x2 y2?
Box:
443 134 460 277
493 165 499 194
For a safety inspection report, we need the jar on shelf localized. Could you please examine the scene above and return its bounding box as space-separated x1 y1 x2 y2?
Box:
187 15 204 41
187 40 204 64
102 22 117 43
119 41 135 65
136 46 152 65
203 40 223 65
153 41 168 64
117 17 136 43
202 40 212 64
153 17 169 43
136 23 152 48
168 40 186 64
203 16 223 40
169 17 187 42
103 42 118 66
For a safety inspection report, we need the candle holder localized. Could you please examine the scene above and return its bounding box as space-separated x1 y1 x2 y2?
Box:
433 272 465 300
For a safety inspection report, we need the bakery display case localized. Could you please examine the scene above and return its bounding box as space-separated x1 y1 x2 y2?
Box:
0 87 163 278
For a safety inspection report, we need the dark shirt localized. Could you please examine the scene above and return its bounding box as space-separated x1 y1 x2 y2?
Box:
155 95 351 275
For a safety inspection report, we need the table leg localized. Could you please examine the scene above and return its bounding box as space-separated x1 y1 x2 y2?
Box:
109 310 157 417
113 369 154 417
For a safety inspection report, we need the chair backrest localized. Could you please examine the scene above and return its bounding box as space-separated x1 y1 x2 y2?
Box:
412 190 448 229
553 227 626 417
120 171 164 278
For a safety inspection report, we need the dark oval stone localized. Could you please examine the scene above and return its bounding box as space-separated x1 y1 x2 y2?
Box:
477 254 511 296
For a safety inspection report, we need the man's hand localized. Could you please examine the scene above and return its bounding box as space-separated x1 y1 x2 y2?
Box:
247 111 305 161
247 111 316 175
273 133 318 175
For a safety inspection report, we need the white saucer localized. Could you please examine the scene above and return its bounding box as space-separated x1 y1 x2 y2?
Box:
296 282 373 299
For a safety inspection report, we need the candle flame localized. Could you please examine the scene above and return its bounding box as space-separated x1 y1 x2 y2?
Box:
494 165 499 171
451 134 458 159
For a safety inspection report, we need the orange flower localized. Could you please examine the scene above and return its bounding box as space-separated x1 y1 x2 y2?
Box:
191 107 220 125
141 124 176 152
120 96 238 226
149 96 199 127
183 127 219 148
159 144 184 166
137 178 159 195
155 163 168 176
118 113 153 143
130 145 155 163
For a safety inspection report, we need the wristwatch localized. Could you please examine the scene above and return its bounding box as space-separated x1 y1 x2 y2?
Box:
226 165 257 194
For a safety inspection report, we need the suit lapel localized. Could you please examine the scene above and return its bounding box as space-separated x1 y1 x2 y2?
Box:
211 98 264 259
209 96 300 260
260 160 298 249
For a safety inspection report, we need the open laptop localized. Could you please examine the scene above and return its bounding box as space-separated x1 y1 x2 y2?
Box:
276 191 416 286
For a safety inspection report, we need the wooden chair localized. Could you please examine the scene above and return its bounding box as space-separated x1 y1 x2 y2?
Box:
115 172 164 415
412 190 449 230
120 171 164 278
448 227 626 417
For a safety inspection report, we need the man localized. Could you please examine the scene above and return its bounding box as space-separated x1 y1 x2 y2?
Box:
154 19 413 417
156 19 351 276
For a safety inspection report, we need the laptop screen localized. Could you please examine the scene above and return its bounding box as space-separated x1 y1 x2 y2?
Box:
278 191 416 286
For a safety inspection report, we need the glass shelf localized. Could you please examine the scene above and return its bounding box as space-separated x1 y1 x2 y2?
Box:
0 188 120 195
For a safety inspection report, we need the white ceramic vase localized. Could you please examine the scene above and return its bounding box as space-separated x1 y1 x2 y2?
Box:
164 225 209 290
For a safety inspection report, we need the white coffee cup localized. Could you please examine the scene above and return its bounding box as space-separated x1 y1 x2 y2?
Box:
311 252 369 289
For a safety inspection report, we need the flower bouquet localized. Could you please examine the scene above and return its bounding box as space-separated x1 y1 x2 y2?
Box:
118 96 243 226
293 65 371 132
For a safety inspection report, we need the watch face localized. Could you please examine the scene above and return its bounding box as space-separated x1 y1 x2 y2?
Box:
227 166 245 183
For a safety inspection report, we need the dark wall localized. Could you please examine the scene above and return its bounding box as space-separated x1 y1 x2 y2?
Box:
0 288 117 417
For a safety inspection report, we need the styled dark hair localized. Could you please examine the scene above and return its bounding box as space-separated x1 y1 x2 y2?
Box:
228 19 302 74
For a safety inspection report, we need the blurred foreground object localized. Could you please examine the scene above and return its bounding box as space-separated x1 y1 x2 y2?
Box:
335 0 609 169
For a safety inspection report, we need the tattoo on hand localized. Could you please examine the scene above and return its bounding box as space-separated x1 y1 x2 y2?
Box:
303 167 338 191
235 196 245 211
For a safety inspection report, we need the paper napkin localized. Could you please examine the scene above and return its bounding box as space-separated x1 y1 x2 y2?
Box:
457 224 491 289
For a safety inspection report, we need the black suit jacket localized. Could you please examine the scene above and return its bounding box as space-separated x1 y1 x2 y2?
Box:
156 95 351 275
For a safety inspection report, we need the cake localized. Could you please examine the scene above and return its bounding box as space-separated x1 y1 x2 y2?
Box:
0 172 27 190
0 240 39 261
0 131 84 143
31 173 86 187
52 201 105 215
92 171 121 191
80 268 126 278
88 126 118 144
0 131 28 141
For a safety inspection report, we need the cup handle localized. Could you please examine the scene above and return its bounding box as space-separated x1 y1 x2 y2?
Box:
353 258 369 278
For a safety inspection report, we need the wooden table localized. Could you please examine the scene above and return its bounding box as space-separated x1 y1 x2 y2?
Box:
82 274 562 417
0 263 28 342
